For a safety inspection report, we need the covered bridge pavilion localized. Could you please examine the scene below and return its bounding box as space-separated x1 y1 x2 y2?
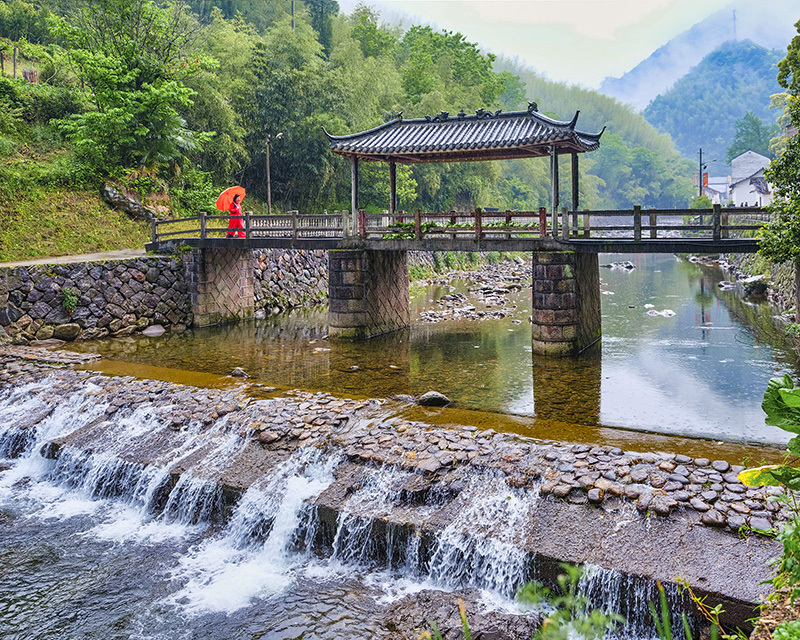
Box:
324 102 605 233
322 104 607 355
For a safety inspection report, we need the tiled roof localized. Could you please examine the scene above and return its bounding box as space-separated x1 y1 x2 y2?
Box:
325 105 604 163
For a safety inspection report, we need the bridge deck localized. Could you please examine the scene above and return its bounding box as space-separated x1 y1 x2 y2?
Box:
146 206 765 254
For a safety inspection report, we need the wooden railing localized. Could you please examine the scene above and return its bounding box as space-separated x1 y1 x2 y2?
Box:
560 205 767 241
151 210 346 243
149 206 768 244
358 208 549 240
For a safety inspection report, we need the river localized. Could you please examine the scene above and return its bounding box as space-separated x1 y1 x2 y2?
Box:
0 253 794 640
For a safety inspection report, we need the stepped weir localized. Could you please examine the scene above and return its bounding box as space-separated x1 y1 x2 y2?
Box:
0 351 782 638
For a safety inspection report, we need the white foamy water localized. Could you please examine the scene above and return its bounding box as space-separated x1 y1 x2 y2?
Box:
167 447 338 614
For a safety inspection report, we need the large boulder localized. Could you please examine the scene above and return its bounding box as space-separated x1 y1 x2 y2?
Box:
418 391 451 407
52 323 81 341
100 184 159 222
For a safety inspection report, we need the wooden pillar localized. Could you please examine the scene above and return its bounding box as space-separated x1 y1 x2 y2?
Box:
350 156 359 237
550 145 559 237
571 152 579 212
389 160 397 216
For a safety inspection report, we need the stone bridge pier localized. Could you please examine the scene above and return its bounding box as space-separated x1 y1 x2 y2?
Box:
185 247 255 327
328 248 601 355
328 249 410 339
531 251 601 356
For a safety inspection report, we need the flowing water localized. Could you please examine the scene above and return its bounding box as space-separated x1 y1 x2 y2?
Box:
1 254 796 639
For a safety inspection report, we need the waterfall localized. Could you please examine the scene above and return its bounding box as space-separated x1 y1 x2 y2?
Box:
0 372 704 636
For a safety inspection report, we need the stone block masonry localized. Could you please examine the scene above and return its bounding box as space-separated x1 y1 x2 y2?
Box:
531 251 601 356
0 249 331 344
0 256 193 343
185 247 254 327
253 249 327 312
328 249 410 339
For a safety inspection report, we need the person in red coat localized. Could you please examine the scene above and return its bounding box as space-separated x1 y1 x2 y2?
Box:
227 194 245 238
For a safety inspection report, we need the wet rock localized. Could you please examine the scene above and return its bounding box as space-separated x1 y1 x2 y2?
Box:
231 367 249 378
418 391 451 407
711 460 730 473
748 517 773 532
727 514 747 532
52 323 81 341
701 510 726 527
690 498 711 512
142 324 166 337
587 488 604 504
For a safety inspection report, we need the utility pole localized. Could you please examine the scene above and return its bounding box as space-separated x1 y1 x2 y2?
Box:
698 148 705 198
291 0 295 30
732 9 737 41
266 136 272 215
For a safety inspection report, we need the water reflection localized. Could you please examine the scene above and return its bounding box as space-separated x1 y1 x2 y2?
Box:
69 254 798 448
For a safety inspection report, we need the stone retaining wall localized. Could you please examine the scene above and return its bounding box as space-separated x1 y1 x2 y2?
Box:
0 250 501 344
253 249 327 312
0 256 192 343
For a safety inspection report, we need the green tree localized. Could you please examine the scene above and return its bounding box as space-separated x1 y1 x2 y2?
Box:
306 0 339 57
759 19 800 317
726 111 777 162
496 70 526 111
0 0 51 43
50 0 214 172
348 2 396 59
398 26 504 109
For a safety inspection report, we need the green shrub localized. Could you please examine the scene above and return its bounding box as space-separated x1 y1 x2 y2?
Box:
774 619 800 640
61 287 78 314
0 135 15 157
171 167 218 217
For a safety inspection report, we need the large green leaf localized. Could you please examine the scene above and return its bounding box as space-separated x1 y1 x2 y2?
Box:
789 436 800 458
739 464 800 488
738 465 785 487
762 375 800 433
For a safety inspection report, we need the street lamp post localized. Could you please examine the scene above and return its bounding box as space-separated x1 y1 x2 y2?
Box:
266 132 283 215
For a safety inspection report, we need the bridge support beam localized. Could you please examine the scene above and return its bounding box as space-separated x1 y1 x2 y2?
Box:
531 251 601 356
185 247 254 327
328 249 409 339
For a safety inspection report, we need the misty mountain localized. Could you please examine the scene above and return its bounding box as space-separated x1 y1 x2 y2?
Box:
641 40 782 170
600 0 797 111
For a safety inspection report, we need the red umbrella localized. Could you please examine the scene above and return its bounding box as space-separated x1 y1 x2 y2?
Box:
216 186 246 211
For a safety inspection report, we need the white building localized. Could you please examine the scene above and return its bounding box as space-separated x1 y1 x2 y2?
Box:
728 150 772 207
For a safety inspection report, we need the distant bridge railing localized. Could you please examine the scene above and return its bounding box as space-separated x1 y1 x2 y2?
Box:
149 206 768 245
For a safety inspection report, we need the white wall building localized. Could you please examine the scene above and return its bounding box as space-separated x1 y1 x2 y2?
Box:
728 150 772 207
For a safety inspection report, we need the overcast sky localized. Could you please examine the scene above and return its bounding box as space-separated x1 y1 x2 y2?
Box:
336 0 739 88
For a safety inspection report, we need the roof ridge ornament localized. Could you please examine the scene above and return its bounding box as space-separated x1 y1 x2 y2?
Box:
425 110 450 122
457 109 466 120
476 108 502 119
527 101 538 114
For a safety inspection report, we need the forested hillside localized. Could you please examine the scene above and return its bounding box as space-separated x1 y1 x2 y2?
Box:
599 0 797 111
0 0 696 262
643 40 783 169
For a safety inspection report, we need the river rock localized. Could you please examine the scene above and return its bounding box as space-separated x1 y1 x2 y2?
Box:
748 517 773 532
52 323 81 341
142 324 166 337
701 510 726 527
711 460 730 472
587 488 604 504
690 498 711 512
418 391 451 407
